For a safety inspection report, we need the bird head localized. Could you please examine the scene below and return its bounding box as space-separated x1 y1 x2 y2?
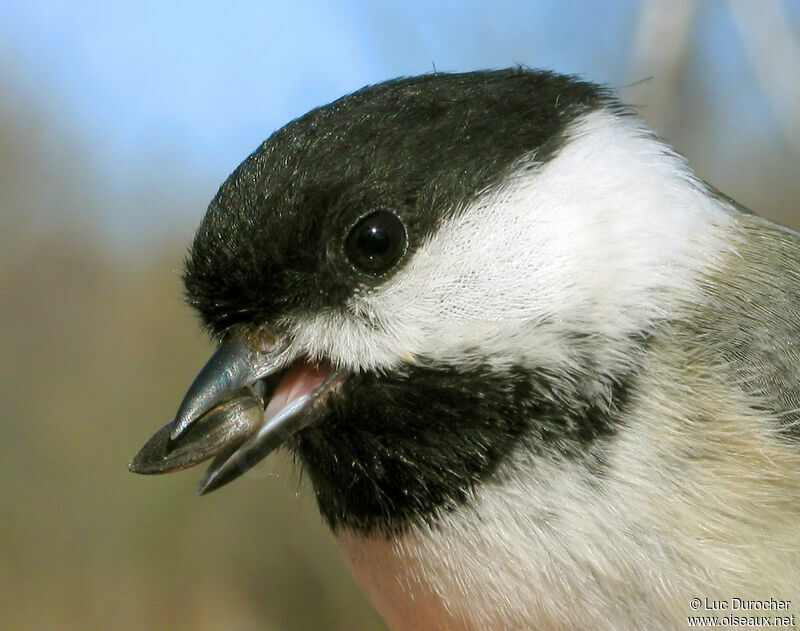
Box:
131 68 730 536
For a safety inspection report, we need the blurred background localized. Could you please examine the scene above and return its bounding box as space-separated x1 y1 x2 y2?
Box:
1 1 798 629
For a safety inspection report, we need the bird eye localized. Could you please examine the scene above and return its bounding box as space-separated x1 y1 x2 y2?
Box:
345 211 407 274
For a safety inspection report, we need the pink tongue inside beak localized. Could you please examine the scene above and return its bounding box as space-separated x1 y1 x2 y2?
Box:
264 360 331 421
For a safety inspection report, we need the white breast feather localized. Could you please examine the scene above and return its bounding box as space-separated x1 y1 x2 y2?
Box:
306 109 797 629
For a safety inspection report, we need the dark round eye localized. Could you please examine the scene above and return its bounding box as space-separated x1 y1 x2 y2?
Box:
345 211 407 274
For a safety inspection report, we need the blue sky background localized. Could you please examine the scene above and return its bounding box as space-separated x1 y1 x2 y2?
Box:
1 1 798 244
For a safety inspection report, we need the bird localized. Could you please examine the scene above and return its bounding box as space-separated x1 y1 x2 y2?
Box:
130 68 800 630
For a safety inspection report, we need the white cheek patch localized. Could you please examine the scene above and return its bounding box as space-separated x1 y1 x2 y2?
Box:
288 110 737 373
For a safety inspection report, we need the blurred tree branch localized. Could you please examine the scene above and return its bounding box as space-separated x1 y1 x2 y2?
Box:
728 0 800 152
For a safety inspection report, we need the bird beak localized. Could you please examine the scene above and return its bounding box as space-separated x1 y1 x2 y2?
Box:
129 335 349 494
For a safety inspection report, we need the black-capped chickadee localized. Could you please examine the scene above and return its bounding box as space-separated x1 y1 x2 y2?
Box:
131 69 800 630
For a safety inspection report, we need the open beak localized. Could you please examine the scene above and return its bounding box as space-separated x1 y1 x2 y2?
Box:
129 335 348 494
